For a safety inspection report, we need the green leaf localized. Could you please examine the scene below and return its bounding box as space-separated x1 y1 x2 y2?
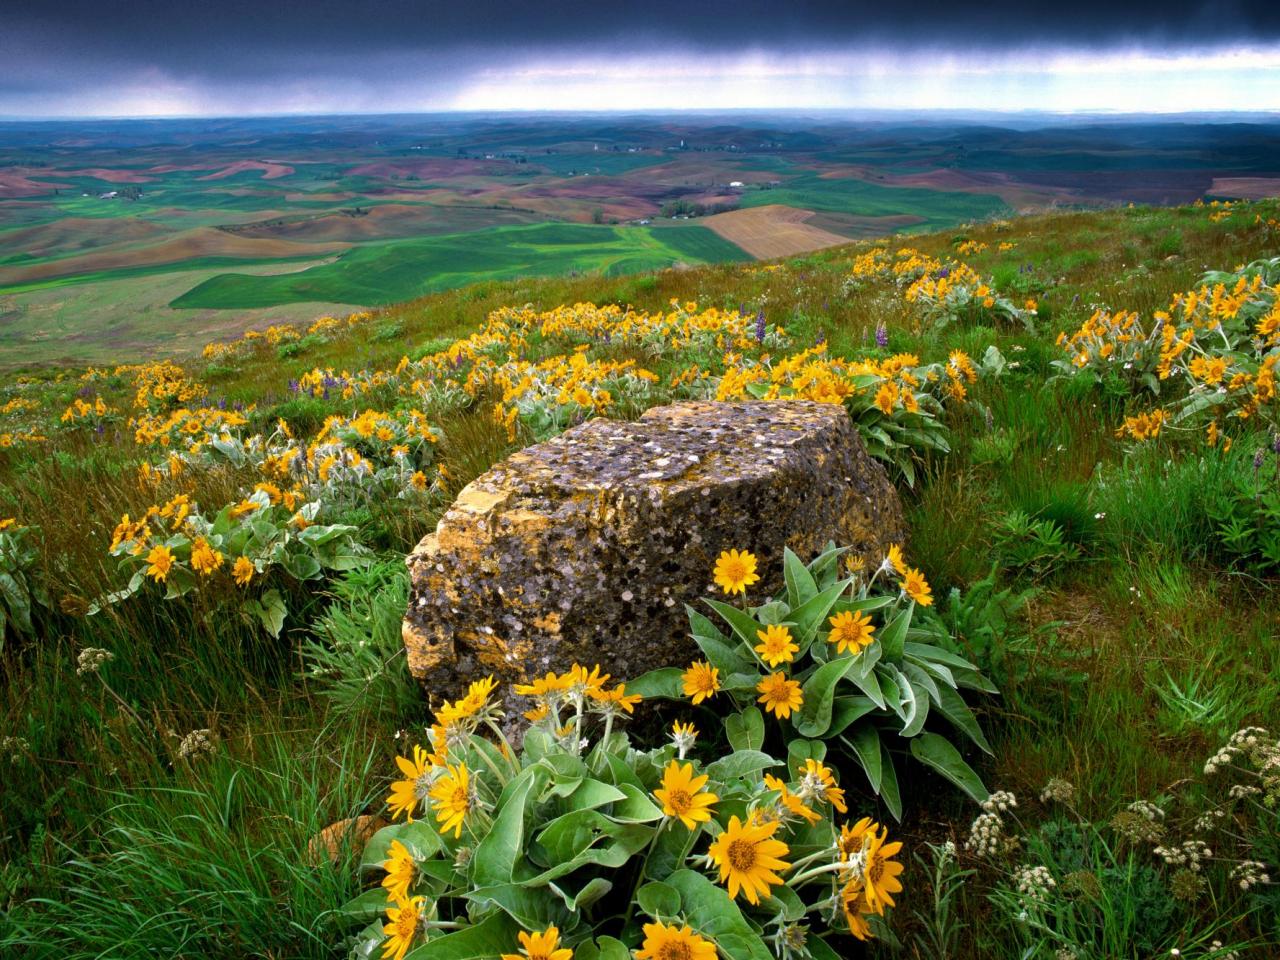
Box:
878 604 912 660
826 696 878 738
628 667 684 699
565 779 628 811
592 938 632 960
611 783 664 823
250 588 287 637
637 880 681 920
665 870 773 960
844 725 882 793
686 606 752 675
359 820 443 871
788 581 849 649
879 750 903 822
909 733 990 804
794 655 854 737
472 768 537 887
643 816 698 881
705 598 765 650
281 550 322 581
930 683 993 755
782 547 818 608
848 662 885 709
903 642 979 672
337 887 391 921
465 883 566 930
786 738 826 771
705 750 779 783
899 678 930 739
757 881 807 922
403 911 520 960
725 707 765 752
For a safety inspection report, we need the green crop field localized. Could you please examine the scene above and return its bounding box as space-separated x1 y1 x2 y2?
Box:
741 173 1010 230
171 222 750 309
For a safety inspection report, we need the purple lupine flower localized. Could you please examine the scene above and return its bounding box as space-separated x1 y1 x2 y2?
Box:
936 266 951 280
77 385 93 399
1272 433 1280 455
288 379 300 394
814 330 826 347
1253 447 1266 472
875 324 889 349
754 309 767 343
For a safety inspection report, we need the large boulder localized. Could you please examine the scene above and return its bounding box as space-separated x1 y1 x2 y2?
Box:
403 400 905 698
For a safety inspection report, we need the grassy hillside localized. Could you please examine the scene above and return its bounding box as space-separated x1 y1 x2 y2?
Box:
1 198 1278 958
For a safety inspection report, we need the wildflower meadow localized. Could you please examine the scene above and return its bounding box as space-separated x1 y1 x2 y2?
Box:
1 197 1278 958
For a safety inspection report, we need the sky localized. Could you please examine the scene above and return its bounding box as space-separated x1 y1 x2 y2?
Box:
2 0 1279 117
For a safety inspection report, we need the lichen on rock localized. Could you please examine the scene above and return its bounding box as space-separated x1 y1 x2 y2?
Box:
403 399 905 703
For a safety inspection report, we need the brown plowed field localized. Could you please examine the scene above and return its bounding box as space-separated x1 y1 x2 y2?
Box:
198 160 295 181
0 172 61 199
1 217 168 259
701 204 852 259
0 228 349 287
1208 178 1280 199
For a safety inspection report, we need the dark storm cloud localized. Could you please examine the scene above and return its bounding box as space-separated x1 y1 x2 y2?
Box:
2 0 1277 115
5 0 1279 68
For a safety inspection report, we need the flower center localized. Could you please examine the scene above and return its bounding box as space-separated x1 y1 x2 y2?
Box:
668 789 692 812
395 911 417 938
868 856 883 884
658 943 692 960
727 838 757 872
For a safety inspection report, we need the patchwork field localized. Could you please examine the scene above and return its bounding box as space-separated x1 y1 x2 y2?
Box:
701 204 851 258
171 222 750 310
1 113 1279 366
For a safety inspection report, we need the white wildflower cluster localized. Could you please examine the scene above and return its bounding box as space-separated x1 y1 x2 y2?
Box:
176 728 215 760
1013 864 1056 902
1039 777 1075 805
983 790 1019 814
1192 808 1227 833
2 735 30 764
1054 948 1079 960
1229 859 1270 891
76 646 115 676
1205 726 1272 775
1206 940 1240 960
966 812 1007 857
1204 726 1280 806
1153 839 1212 872
1129 799 1165 821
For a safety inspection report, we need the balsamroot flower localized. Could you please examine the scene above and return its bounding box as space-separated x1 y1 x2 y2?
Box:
713 549 759 595
707 814 792 904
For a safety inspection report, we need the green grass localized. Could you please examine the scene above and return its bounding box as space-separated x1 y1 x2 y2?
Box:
171 223 750 309
741 174 1009 229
